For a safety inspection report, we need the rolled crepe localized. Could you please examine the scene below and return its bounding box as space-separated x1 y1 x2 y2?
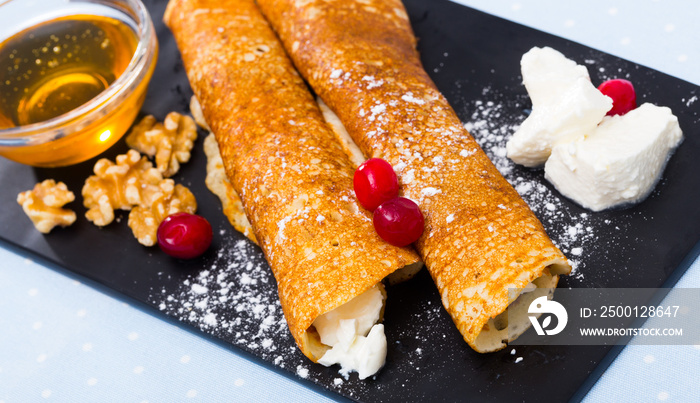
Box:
256 0 572 352
164 0 421 362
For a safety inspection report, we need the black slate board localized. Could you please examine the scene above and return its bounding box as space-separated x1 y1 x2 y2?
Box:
1 0 699 402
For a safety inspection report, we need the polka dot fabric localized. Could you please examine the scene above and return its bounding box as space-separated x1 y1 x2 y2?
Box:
1 0 699 401
455 0 699 86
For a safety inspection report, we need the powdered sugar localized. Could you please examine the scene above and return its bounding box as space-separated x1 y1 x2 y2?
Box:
370 104 386 116
155 238 295 364
330 69 343 79
421 187 441 197
459 149 475 158
362 75 385 89
297 365 310 378
401 92 425 105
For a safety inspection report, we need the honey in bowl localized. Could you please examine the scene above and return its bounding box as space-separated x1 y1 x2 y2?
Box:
0 0 157 167
0 15 137 128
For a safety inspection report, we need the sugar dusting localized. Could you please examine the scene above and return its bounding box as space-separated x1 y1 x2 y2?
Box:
155 238 297 365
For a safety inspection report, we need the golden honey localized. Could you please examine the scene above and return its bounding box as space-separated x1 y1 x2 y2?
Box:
0 10 156 167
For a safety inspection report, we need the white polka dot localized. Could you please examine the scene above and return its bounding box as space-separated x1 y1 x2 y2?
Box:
680 305 690 315
77 309 87 317
643 355 655 364
658 391 669 401
180 355 191 364
664 23 675 32
36 354 47 363
87 378 98 386
133 366 144 374
72 280 81 286
186 390 197 398
620 37 631 45
564 19 575 28
608 8 618 16
127 332 139 341
33 321 43 330
41 390 51 398
82 343 93 352
24 258 33 265
511 3 522 11
28 288 38 297
678 54 688 62
234 378 245 387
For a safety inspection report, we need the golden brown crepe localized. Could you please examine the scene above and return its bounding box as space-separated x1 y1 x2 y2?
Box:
256 0 572 352
164 0 420 361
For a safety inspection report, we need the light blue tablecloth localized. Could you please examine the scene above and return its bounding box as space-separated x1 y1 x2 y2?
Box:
2 1 699 402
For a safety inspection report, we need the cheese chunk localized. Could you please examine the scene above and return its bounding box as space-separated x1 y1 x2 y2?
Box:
507 78 612 167
544 103 683 211
521 46 591 106
313 285 387 379
507 46 612 167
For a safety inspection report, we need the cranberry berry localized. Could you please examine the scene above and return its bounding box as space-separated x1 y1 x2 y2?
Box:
598 79 637 116
353 158 400 211
157 212 212 259
373 197 424 247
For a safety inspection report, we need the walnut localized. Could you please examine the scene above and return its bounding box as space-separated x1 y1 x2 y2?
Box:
82 149 198 246
125 112 197 177
128 180 197 246
17 180 76 233
82 149 162 226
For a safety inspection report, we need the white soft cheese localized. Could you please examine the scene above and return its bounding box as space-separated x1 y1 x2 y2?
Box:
313 285 387 379
506 47 612 167
521 46 591 106
544 103 683 211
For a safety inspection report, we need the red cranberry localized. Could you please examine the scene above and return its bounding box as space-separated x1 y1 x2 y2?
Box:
157 212 212 259
598 79 637 116
353 158 400 211
373 197 424 247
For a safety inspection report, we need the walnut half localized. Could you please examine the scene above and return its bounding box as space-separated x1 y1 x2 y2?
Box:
125 112 198 177
82 149 162 226
82 149 197 246
17 180 76 233
128 180 197 246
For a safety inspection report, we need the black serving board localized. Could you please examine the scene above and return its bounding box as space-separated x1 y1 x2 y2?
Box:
1 0 699 402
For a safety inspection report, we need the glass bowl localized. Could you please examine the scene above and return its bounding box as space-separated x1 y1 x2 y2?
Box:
0 0 158 167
